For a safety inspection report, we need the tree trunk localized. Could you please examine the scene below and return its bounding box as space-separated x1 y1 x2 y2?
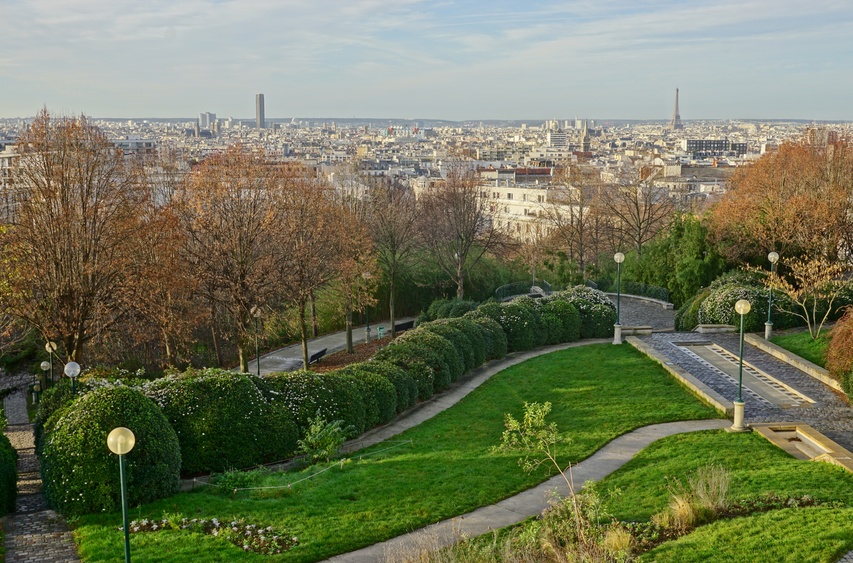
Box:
238 344 248 373
389 273 397 338
310 291 319 338
456 264 464 299
299 301 310 369
345 308 354 353
162 328 174 368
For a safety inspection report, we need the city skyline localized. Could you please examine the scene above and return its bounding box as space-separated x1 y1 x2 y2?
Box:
2 1 852 121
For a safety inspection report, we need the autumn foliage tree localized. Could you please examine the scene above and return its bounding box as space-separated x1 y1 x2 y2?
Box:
710 141 853 263
0 110 148 362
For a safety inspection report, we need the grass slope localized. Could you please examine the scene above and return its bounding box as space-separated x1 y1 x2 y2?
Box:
73 344 719 562
770 331 828 367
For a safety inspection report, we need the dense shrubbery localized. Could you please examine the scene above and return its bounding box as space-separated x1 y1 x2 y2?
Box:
620 281 671 303
826 307 853 399
375 328 461 392
465 314 508 360
0 410 15 516
541 298 581 344
144 369 271 474
361 360 418 413
419 298 478 323
555 286 617 338
333 365 398 428
41 386 180 516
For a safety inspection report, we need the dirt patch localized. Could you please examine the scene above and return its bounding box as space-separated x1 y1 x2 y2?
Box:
309 336 393 373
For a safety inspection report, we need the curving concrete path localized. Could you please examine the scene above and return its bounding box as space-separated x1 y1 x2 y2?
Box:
328 419 730 563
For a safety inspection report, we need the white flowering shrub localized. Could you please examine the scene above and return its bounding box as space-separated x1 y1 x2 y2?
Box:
554 286 616 338
41 386 180 515
698 285 767 331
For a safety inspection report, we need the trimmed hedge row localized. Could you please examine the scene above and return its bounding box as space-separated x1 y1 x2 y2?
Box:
0 409 16 516
36 285 615 515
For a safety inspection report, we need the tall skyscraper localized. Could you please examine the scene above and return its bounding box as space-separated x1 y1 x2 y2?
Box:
670 88 684 131
256 94 265 130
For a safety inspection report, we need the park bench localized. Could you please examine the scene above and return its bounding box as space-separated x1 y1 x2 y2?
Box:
394 320 414 333
308 348 327 365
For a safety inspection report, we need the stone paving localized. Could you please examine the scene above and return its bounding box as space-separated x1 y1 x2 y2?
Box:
646 331 853 451
1 374 80 563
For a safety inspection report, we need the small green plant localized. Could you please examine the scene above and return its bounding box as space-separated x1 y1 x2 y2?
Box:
651 463 731 533
297 413 350 464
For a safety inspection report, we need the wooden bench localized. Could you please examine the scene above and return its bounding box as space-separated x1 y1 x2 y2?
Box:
394 320 415 333
308 348 327 365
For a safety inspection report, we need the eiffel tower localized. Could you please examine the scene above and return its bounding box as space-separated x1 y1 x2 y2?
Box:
670 88 684 130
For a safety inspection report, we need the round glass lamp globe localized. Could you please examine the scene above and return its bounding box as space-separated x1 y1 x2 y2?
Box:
614 252 625 264
735 299 752 315
768 251 779 264
107 427 136 455
64 361 81 379
40 361 50 372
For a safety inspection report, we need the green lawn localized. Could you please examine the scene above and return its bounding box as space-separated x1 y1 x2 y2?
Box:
595 431 853 562
641 507 853 562
770 330 828 367
72 344 720 562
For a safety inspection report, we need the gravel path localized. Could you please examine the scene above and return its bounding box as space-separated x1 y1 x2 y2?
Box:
2 374 80 562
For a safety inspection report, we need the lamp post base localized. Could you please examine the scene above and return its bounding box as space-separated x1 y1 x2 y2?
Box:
365 327 371 344
764 321 773 340
613 324 622 345
726 400 752 433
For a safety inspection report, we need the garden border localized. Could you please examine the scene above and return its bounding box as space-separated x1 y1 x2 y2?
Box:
744 333 843 393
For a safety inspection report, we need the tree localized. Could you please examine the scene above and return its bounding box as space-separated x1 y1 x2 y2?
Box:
0 110 147 362
418 162 505 299
367 177 419 337
765 256 849 339
278 165 350 368
710 141 853 263
542 165 605 277
176 146 288 373
602 170 675 255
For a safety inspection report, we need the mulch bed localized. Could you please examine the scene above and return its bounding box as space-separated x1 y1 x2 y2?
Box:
309 336 393 373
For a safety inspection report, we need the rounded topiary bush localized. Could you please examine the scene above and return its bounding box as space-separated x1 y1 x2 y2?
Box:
377 329 460 390
40 386 180 516
512 296 547 346
144 369 268 475
465 313 508 360
334 365 398 428
371 345 436 401
495 301 538 352
444 317 487 367
362 360 418 413
263 370 366 439
0 417 15 516
698 285 768 332
675 288 712 331
556 286 616 338
448 299 478 318
421 320 477 372
542 298 581 343
33 380 75 455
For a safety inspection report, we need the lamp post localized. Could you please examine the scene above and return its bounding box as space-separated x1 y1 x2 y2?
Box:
251 306 262 377
64 361 80 395
730 299 752 432
40 361 50 391
765 252 779 340
44 341 57 384
107 427 136 563
613 252 625 345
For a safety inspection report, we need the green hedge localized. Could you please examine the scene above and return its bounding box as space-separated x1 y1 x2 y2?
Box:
375 329 460 391
334 366 398 428
144 369 270 475
0 410 16 516
41 386 180 516
361 360 418 413
420 320 481 372
540 298 581 344
554 286 617 338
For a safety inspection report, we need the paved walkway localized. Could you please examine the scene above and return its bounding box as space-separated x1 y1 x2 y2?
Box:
254 317 416 375
2 374 79 562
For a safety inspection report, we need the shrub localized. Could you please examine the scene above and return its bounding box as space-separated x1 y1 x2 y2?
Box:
448 300 478 318
259 399 300 464
493 301 537 352
698 285 768 332
372 343 436 401
362 360 417 413
555 286 617 338
33 380 76 455
143 369 269 474
444 317 487 368
512 296 547 347
297 414 349 464
422 298 454 323
621 281 670 302
420 320 477 372
675 288 711 331
377 329 460 390
826 307 853 399
0 411 15 516
334 365 398 428
262 370 366 440
464 313 508 360
541 298 581 344
40 386 180 516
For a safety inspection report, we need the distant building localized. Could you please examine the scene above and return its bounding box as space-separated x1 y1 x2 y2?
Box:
680 139 747 157
670 88 684 131
199 112 216 129
256 94 265 130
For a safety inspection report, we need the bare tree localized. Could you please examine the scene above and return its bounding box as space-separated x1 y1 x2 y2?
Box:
602 170 674 255
418 163 505 299
175 146 288 373
0 110 148 362
367 176 419 337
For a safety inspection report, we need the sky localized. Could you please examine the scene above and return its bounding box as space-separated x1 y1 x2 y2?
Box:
2 0 852 121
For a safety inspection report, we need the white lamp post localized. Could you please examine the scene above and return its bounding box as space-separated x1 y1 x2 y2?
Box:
730 299 752 432
64 361 81 395
44 341 57 384
107 427 136 563
765 252 779 339
613 252 625 345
